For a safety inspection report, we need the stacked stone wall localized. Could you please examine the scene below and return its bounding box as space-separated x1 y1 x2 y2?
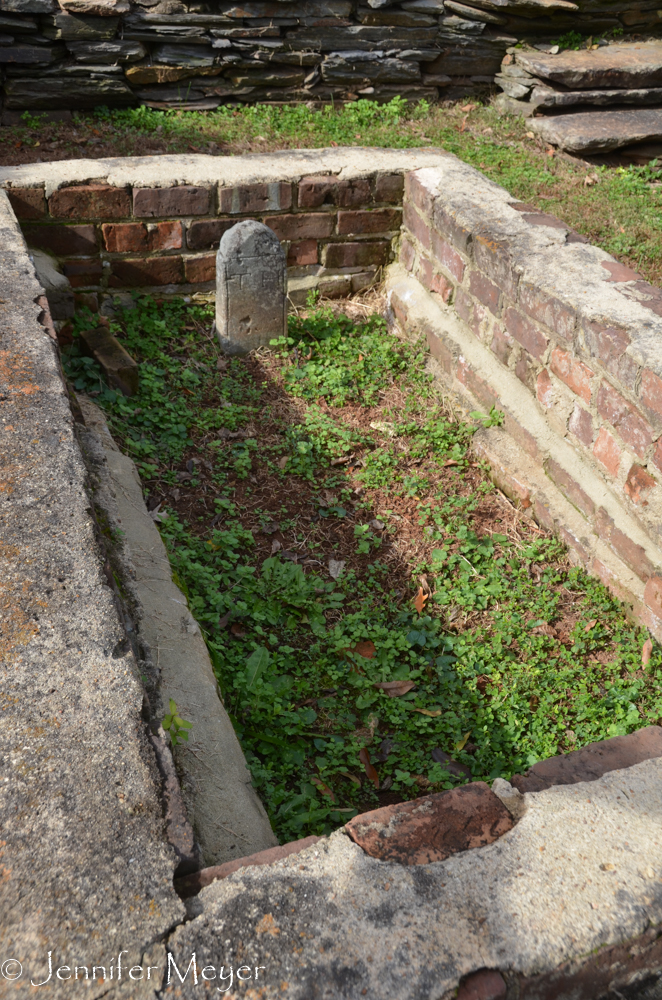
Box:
0 0 658 117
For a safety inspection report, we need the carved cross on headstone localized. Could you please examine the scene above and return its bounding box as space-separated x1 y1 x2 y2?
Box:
215 219 287 355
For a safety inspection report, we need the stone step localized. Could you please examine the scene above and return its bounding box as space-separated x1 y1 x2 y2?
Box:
515 40 662 90
531 106 662 153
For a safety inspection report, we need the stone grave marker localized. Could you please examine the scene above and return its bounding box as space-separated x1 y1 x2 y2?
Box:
215 219 287 355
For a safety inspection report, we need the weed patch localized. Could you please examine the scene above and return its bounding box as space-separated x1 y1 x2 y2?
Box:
64 297 662 843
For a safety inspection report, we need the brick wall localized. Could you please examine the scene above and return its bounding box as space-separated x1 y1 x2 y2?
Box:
7 171 403 308
395 162 662 639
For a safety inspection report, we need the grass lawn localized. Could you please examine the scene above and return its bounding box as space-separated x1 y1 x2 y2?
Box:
64 296 662 843
4 98 662 283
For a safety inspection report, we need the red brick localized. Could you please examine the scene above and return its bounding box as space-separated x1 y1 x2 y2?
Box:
593 425 622 477
653 436 662 474
266 213 334 241
431 229 465 282
518 281 576 341
640 367 662 419
468 269 500 314
174 836 321 900
596 381 653 459
61 258 103 288
337 208 401 236
73 291 98 312
401 237 415 272
133 186 210 218
7 186 45 220
568 404 594 446
49 184 130 220
611 526 655 581
184 255 215 283
473 234 518 300
109 256 183 287
511 726 662 793
23 224 97 256
457 971 506 1000
601 259 642 282
624 462 656 504
594 505 615 542
404 170 434 217
288 240 318 266
537 368 553 408
504 307 548 361
490 325 514 366
545 457 595 517
582 320 630 376
417 256 453 302
550 346 593 403
298 175 369 209
187 218 235 251
454 287 474 327
644 574 662 616
503 411 540 460
431 201 472 255
323 241 390 269
403 201 430 249
515 351 536 392
102 220 183 253
374 172 404 203
426 327 453 373
457 357 498 411
345 782 512 864
559 524 591 565
519 924 662 1000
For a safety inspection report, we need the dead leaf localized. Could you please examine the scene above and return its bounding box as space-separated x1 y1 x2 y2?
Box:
311 776 336 802
459 114 468 133
359 748 379 788
443 459 460 467
278 456 289 469
584 619 597 632
525 131 535 139
374 680 416 697
328 559 346 580
642 637 653 666
330 455 352 466
353 640 376 659
455 731 472 752
413 587 427 614
413 708 442 717
459 103 476 112
271 539 282 555
339 769 361 787
230 623 246 637
218 611 231 629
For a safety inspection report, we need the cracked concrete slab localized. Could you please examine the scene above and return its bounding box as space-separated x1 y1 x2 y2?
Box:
75 397 277 867
0 190 184 997
168 757 662 999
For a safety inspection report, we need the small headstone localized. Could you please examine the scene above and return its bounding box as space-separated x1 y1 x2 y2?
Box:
215 219 286 356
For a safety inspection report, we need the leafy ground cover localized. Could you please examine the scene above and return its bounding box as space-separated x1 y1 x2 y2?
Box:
4 97 662 282
64 295 662 843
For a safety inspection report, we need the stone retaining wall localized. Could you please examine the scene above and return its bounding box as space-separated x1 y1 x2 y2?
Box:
391 157 662 639
0 0 656 118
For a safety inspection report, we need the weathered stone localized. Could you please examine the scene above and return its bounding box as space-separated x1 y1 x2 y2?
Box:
4 72 133 106
446 1 508 23
0 0 53 9
516 40 662 90
0 42 58 61
530 84 662 109
321 52 421 83
215 219 287 356
228 65 306 86
357 6 437 25
511 725 662 793
59 0 128 14
125 62 221 83
67 39 146 61
150 43 216 66
148 732 201 877
0 10 36 27
41 10 119 37
439 13 488 36
287 24 439 50
532 107 662 153
80 325 139 396
345 782 514 864
30 248 74 320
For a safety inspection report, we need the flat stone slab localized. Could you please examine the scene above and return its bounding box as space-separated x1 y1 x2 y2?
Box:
532 108 662 154
517 41 662 90
531 85 662 109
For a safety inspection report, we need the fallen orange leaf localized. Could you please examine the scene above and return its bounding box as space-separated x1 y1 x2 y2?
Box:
359 748 379 788
642 637 653 666
338 769 361 787
584 619 597 632
414 708 442 717
311 776 337 802
374 680 416 697
353 640 376 659
413 587 427 614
